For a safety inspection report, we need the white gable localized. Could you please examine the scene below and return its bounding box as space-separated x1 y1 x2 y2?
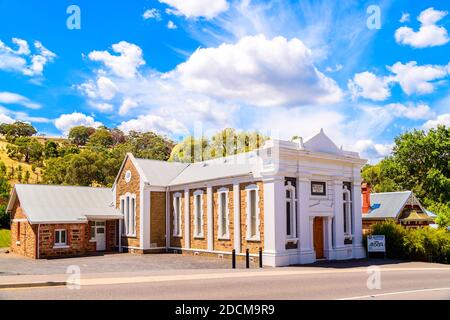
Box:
303 129 343 155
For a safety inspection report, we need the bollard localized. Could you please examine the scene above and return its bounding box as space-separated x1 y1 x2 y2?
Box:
246 248 250 269
232 249 236 269
259 247 263 268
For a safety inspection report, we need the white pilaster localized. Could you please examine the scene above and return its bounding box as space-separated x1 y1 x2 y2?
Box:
140 183 151 250
207 185 214 251
298 176 312 251
262 176 287 266
333 179 345 249
352 177 365 258
184 188 190 249
233 182 241 253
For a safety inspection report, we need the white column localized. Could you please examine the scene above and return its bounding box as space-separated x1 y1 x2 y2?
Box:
263 176 286 266
298 176 312 252
118 219 122 253
233 182 241 253
207 185 214 251
309 217 315 254
352 178 363 246
333 179 345 248
184 188 190 249
140 184 151 250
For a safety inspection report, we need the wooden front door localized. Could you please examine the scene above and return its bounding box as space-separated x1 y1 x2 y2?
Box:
313 217 324 259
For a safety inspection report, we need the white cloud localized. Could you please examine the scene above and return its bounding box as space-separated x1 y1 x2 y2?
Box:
119 114 188 136
0 112 15 124
0 92 41 109
88 41 145 78
167 20 178 29
171 34 343 107
388 61 449 95
399 12 410 23
0 38 56 77
118 98 139 116
354 140 393 162
54 112 103 135
386 103 433 120
143 8 161 20
395 7 449 48
325 64 343 73
89 102 114 113
423 113 450 130
160 0 229 19
348 71 391 101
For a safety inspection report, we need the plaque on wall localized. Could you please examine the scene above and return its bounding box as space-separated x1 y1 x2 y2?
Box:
311 181 326 196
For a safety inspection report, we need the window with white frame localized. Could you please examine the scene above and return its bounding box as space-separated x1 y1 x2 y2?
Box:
246 184 260 240
193 190 204 238
285 182 297 239
120 193 136 237
173 193 182 237
343 184 353 238
54 229 67 246
218 187 229 239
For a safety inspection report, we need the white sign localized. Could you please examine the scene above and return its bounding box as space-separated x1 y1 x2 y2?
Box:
367 235 386 252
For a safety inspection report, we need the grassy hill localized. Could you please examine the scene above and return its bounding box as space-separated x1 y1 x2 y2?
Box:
0 136 67 186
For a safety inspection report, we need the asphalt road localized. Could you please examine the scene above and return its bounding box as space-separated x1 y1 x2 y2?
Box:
1 264 450 300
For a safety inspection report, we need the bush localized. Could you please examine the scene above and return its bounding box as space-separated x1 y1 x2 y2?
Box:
371 220 450 264
372 220 406 259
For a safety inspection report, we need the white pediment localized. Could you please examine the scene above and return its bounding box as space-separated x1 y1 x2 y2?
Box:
303 129 343 155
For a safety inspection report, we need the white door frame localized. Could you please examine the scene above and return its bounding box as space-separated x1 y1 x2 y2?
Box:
94 221 106 251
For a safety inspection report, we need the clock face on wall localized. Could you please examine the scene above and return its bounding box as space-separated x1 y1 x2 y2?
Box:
125 170 132 183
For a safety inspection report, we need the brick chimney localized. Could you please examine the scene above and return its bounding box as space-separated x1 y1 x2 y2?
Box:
361 183 371 214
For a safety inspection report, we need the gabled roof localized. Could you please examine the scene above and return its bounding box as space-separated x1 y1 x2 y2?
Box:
363 191 414 220
7 184 122 224
134 157 189 187
303 128 344 155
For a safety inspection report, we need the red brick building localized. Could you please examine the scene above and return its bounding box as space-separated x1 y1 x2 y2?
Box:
7 185 122 259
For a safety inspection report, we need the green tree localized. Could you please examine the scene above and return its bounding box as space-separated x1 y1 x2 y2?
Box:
68 126 95 146
6 137 43 163
0 176 10 228
44 140 59 158
0 121 37 141
88 128 114 148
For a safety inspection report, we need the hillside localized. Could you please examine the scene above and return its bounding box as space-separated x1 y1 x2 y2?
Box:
0 136 67 186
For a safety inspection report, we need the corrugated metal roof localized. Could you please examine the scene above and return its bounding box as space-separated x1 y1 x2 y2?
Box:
168 162 254 186
12 184 121 224
363 191 412 219
134 158 189 187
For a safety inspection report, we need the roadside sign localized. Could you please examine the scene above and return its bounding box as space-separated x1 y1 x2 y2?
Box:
367 235 386 253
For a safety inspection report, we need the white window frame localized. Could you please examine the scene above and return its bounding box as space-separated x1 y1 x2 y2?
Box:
285 182 297 240
217 187 230 240
193 190 204 238
343 186 353 239
246 184 260 241
54 229 67 247
173 192 183 237
120 193 137 237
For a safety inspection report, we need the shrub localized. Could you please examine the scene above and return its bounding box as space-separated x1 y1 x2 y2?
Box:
371 220 406 259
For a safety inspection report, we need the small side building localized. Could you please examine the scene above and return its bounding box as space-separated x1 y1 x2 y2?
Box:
361 184 434 234
7 185 123 259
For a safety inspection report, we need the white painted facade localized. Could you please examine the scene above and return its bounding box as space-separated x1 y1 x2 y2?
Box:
115 129 367 267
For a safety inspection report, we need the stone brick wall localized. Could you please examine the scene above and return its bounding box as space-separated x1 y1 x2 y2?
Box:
116 157 140 248
240 181 264 254
150 191 166 248
213 185 234 252
169 190 184 248
189 188 208 250
10 200 37 258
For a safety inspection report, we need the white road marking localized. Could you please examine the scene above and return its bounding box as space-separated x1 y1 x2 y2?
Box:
339 287 450 300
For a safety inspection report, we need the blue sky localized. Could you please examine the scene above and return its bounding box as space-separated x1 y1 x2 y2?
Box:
0 0 449 162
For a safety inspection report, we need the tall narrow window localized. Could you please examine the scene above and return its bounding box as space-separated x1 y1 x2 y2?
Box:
218 188 229 239
120 199 125 236
131 197 136 236
246 185 260 240
173 193 182 237
126 196 130 236
285 181 297 239
194 190 204 238
343 185 353 238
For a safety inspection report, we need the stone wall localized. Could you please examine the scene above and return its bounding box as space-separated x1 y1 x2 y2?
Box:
150 191 166 248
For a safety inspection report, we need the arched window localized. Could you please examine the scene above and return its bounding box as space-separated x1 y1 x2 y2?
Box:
120 193 136 237
343 185 353 239
285 181 297 238
193 190 204 238
173 193 182 237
